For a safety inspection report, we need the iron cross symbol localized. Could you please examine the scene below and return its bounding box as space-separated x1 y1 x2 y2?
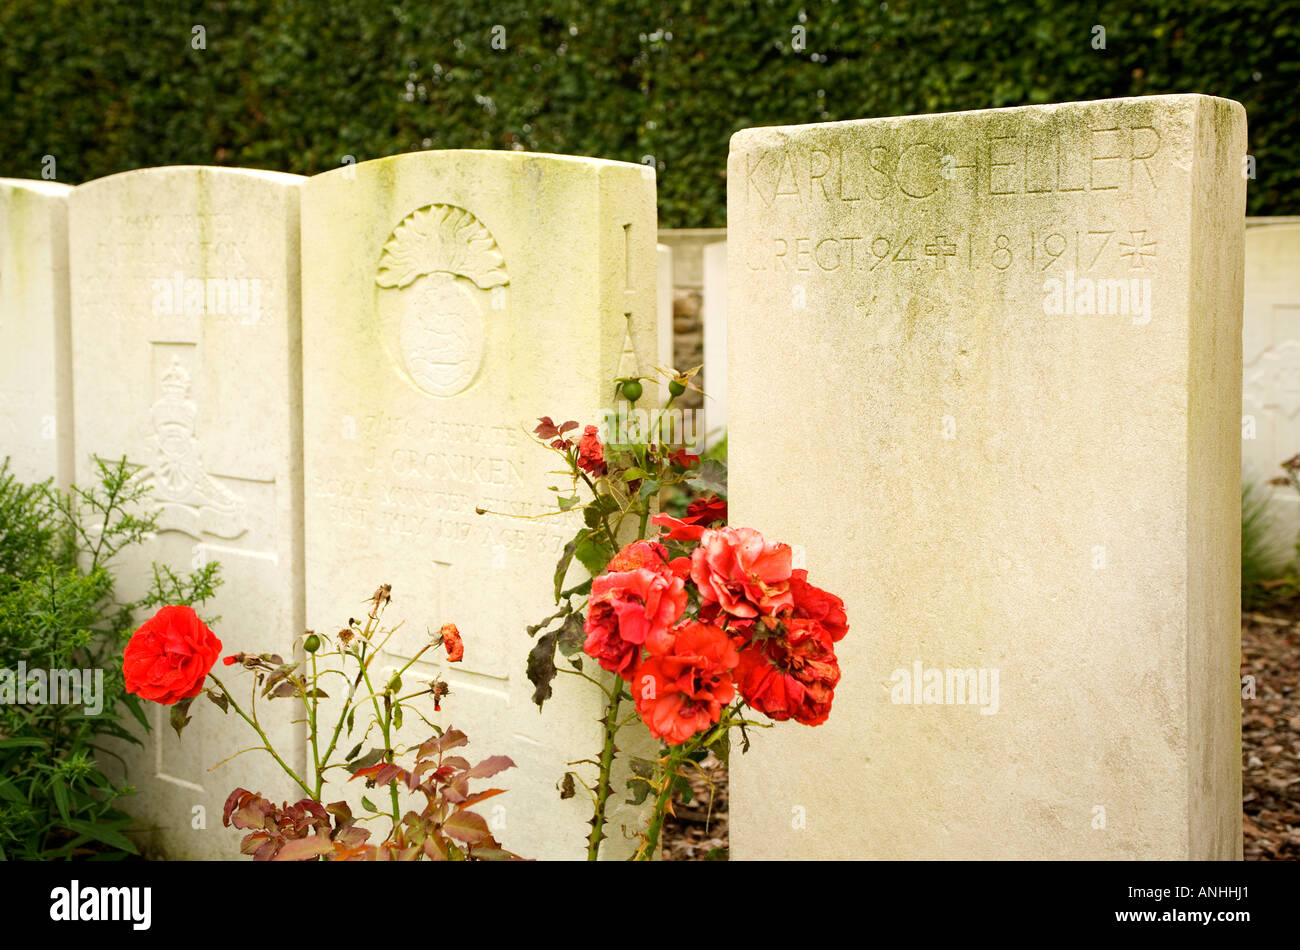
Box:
924 235 958 267
1118 230 1158 269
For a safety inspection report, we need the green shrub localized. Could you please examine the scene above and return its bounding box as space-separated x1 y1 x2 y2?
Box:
1241 479 1289 611
0 457 220 860
0 1 1294 226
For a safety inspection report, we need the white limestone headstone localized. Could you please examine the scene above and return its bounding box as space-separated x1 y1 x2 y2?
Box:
301 150 659 860
702 240 727 446
0 179 72 486
69 166 305 860
728 95 1245 859
658 242 674 372
1242 223 1300 547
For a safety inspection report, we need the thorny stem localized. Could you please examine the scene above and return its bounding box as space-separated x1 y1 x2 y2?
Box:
209 673 314 799
636 744 685 861
360 658 402 831
585 683 623 861
578 471 620 553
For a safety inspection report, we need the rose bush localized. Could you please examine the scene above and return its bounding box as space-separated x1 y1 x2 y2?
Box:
523 367 850 860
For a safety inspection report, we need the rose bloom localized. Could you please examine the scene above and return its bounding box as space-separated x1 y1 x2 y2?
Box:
691 526 793 619
632 621 739 745
606 539 691 580
651 512 707 543
736 618 841 726
606 539 668 573
685 494 726 526
785 569 849 642
440 623 464 662
577 424 606 476
583 563 687 678
123 605 223 705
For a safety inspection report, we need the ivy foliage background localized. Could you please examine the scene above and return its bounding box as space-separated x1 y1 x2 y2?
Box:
0 0 1294 225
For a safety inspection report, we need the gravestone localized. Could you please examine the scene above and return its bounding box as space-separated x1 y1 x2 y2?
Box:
728 95 1245 859
0 179 72 486
658 243 674 371
1242 222 1300 549
702 240 727 445
69 166 305 860
301 150 658 860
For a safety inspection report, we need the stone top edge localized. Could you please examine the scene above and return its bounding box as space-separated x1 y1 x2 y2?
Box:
0 177 73 196
306 148 653 184
69 165 306 192
729 93 1245 150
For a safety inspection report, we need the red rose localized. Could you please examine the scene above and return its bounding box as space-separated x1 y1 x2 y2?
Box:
123 605 223 705
651 513 707 542
685 494 727 526
736 618 841 726
583 564 687 678
691 526 793 619
632 621 739 745
577 424 606 476
785 569 849 642
606 539 668 573
606 539 691 579
440 623 464 662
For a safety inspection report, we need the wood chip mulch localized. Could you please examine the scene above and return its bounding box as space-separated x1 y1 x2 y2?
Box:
661 752 728 860
1242 610 1300 860
660 614 1300 860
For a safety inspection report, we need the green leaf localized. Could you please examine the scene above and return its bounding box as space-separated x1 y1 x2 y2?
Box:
574 533 613 576
0 738 45 750
556 611 586 657
361 796 377 812
688 459 728 496
120 694 150 733
51 777 70 822
553 537 578 603
350 747 385 771
63 819 138 855
169 695 196 739
557 494 581 510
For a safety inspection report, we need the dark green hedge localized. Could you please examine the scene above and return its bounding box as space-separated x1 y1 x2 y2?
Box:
1 1 1294 225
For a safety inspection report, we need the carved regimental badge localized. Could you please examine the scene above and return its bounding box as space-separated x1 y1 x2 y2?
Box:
375 204 509 397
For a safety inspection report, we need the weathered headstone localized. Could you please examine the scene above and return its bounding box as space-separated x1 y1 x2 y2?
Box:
69 166 305 859
301 150 658 859
702 240 727 445
1242 222 1300 547
0 179 72 485
728 95 1245 859
658 243 674 371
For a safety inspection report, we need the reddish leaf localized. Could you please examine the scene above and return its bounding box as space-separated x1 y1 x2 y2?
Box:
457 790 506 810
456 787 507 809
442 809 491 845
465 755 515 779
223 788 251 827
273 835 335 861
418 729 468 758
422 834 448 861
